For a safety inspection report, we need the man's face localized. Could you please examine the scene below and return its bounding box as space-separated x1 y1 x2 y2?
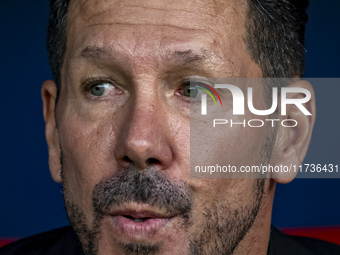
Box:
54 0 272 254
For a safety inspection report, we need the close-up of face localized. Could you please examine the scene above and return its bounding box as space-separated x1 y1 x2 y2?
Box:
41 0 314 255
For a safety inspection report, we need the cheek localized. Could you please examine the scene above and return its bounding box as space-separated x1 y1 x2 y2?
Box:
168 114 192 180
189 91 270 177
190 121 268 175
188 178 262 232
57 104 119 217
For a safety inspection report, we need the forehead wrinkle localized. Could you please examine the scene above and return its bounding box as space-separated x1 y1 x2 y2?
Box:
86 4 219 24
85 11 217 32
67 0 248 54
85 22 206 33
69 0 247 35
74 0 233 16
70 0 243 33
75 45 212 71
66 0 250 77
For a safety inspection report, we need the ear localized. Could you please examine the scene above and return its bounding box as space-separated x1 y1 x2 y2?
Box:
42 80 62 183
271 80 316 183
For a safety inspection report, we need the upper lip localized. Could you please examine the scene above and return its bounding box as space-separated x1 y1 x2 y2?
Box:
106 202 176 219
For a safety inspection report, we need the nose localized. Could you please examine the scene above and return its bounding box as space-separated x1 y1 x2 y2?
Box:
115 97 173 170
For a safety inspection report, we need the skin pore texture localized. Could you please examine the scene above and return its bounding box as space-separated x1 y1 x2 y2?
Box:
42 0 316 254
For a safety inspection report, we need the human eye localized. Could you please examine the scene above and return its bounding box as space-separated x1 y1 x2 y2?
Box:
83 78 121 98
89 83 112 96
178 79 215 102
182 81 199 98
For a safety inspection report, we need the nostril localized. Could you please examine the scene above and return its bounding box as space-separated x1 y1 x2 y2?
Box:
121 156 161 168
146 158 161 165
123 156 133 163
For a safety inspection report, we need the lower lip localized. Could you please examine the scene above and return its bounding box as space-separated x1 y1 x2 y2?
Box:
109 215 172 240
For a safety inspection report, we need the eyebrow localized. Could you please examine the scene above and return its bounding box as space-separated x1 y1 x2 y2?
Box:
79 46 209 66
172 50 208 65
80 46 111 59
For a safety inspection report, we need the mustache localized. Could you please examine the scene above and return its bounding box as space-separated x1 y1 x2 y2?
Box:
92 166 192 217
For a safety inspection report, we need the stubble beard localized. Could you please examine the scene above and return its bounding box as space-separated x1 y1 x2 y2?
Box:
61 153 265 255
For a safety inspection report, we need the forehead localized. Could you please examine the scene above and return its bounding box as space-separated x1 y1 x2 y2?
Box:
67 0 247 42
65 0 255 77
69 0 245 25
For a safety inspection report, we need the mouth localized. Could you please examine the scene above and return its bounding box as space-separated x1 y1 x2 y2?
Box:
105 203 176 240
123 215 149 222
121 212 162 223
